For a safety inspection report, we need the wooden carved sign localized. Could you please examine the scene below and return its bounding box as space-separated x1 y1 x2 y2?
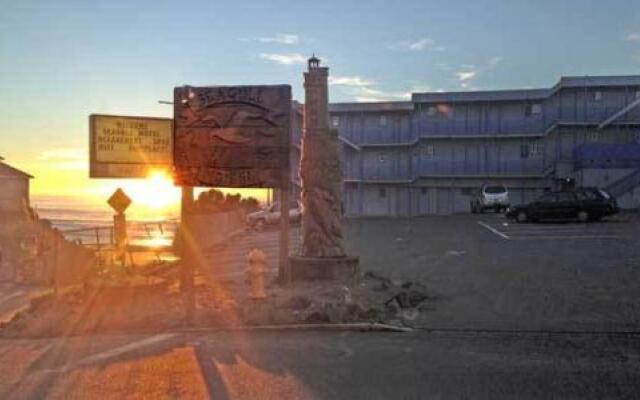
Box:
173 85 291 188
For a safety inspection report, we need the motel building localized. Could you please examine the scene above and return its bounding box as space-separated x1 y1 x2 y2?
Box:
288 75 640 216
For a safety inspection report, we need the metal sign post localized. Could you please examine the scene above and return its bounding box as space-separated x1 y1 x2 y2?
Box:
107 188 132 266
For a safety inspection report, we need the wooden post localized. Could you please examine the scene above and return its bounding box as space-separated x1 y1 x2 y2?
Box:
180 186 195 324
279 170 291 284
52 232 60 296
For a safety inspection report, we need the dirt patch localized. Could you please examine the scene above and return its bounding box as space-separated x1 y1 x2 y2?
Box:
0 265 434 337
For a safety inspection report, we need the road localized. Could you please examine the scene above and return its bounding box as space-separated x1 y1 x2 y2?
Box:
2 329 640 399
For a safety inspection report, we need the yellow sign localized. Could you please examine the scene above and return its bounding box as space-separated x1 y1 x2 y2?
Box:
90 114 173 178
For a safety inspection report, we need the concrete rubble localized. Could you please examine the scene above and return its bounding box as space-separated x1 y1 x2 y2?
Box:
242 271 433 327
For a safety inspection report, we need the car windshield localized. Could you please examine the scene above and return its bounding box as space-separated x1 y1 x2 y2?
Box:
484 186 506 194
598 189 611 199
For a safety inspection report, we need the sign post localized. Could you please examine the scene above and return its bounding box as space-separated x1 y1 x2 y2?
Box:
279 169 291 283
180 186 195 324
107 188 132 266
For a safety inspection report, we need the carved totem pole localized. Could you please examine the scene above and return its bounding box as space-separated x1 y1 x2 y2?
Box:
300 55 346 258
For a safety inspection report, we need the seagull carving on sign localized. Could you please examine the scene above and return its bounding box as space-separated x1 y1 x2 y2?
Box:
179 101 284 144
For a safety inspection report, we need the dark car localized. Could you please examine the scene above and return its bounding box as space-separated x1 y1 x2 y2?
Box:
505 188 618 223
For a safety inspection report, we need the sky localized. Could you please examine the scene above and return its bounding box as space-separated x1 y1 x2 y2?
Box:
0 0 639 206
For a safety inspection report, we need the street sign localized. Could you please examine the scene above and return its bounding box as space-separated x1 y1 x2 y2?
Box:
89 114 173 178
173 85 291 188
107 188 132 214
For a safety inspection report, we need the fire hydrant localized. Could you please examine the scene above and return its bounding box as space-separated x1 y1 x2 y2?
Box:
247 249 267 299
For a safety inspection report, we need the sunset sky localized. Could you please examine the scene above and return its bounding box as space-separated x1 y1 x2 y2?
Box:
1 0 639 211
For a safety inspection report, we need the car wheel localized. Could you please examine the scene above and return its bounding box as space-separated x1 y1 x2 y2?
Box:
255 219 266 232
516 211 528 223
577 210 589 223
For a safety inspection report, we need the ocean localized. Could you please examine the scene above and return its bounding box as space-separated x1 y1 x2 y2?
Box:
32 195 179 249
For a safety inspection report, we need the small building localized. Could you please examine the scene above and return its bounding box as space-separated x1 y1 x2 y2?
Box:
0 157 33 216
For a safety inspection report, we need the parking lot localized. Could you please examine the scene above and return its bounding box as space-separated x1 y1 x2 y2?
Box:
345 213 640 332
477 214 633 241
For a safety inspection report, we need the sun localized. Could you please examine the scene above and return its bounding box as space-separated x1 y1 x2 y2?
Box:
143 170 181 209
117 170 181 211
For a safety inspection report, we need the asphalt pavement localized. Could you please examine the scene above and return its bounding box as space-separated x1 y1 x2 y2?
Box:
2 329 640 399
344 213 640 332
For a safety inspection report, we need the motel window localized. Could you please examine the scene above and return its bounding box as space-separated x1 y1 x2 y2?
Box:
380 115 387 126
530 143 542 157
525 103 542 116
587 131 600 142
379 187 386 198
331 116 339 127
594 91 602 101
426 106 437 116
520 144 529 159
436 104 452 119
421 187 428 195
378 152 387 163
422 144 435 159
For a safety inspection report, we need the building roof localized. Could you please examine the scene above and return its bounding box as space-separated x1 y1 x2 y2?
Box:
323 75 640 113
556 75 640 89
0 161 33 179
329 102 414 113
412 89 550 103
407 75 640 104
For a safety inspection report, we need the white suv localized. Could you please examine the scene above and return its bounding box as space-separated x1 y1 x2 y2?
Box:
471 184 510 213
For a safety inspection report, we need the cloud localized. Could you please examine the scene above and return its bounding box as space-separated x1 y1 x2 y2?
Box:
329 76 375 87
350 86 415 102
259 53 307 65
488 56 502 69
626 32 640 42
38 147 87 170
255 34 300 45
456 71 477 82
389 37 440 51
455 70 477 88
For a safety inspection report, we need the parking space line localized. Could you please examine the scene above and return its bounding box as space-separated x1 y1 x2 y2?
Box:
509 235 630 240
477 219 630 240
477 221 510 239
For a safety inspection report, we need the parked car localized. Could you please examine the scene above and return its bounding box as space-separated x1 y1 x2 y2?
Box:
470 184 510 213
505 188 618 223
246 201 302 231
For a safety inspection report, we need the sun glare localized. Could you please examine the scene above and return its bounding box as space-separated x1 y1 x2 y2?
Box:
129 170 181 210
96 170 181 214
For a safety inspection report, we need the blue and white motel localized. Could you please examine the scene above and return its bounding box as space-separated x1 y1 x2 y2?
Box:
289 75 640 216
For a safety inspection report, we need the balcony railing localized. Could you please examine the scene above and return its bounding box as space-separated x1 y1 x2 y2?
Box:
416 159 546 176
345 159 548 181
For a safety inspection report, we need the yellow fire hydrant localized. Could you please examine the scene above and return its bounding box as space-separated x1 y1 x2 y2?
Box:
247 249 267 299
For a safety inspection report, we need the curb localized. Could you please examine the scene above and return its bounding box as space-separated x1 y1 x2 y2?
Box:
177 322 413 334
0 322 412 340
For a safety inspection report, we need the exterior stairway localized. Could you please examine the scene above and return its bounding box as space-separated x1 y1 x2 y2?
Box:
605 168 640 198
